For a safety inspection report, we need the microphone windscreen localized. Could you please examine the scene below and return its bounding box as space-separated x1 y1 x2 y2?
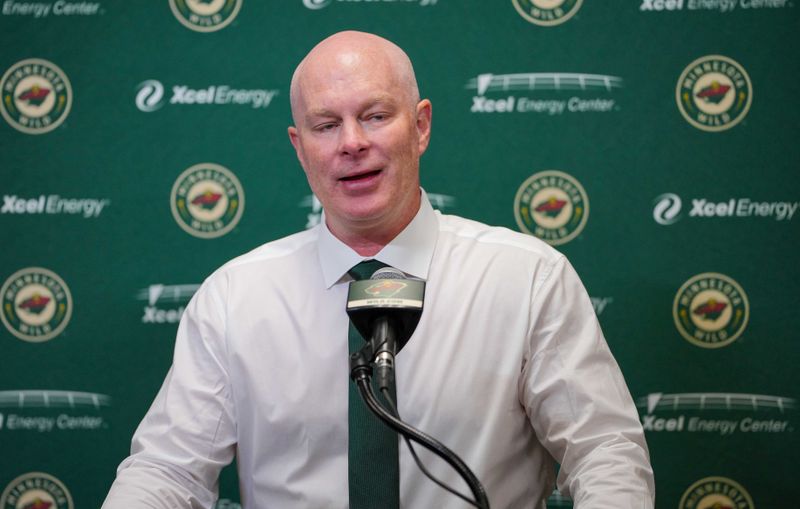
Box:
371 267 406 280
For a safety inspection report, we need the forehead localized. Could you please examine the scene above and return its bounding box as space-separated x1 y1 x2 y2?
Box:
296 49 406 113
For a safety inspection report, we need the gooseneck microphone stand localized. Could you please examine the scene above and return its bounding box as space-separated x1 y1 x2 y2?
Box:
349 344 491 509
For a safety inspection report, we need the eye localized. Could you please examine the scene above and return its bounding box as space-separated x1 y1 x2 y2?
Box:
367 112 389 122
314 122 338 132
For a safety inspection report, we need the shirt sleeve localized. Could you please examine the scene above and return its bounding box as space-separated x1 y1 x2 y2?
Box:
518 256 655 509
102 276 237 509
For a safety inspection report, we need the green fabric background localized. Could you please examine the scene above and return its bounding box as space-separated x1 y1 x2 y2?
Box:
1 1 798 507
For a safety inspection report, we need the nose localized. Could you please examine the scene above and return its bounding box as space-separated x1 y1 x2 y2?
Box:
339 119 369 157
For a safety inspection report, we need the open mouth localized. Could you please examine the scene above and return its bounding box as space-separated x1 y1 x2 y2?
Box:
340 169 381 182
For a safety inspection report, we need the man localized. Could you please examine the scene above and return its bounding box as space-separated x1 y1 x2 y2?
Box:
104 31 654 508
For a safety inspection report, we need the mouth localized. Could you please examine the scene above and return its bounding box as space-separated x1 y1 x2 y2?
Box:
339 169 382 182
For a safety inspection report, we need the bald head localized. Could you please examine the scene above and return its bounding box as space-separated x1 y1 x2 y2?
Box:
290 31 420 125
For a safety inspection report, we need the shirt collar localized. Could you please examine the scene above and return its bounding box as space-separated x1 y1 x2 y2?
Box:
317 189 439 288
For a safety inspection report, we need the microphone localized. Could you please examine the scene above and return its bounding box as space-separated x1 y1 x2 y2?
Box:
347 270 490 508
346 267 425 390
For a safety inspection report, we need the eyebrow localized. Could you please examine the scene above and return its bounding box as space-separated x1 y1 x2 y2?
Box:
304 93 398 122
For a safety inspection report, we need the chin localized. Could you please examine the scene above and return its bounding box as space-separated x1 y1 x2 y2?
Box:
339 195 388 215
339 203 396 227
343 207 387 225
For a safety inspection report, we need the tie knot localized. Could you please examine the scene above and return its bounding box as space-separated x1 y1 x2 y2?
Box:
348 259 388 281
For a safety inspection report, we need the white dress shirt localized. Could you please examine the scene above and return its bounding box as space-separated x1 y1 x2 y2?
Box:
103 191 654 509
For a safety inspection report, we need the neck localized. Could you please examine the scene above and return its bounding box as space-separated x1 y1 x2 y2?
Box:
328 217 407 257
327 192 421 257
337 235 391 257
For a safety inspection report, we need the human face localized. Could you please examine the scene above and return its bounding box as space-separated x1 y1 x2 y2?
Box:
288 49 431 242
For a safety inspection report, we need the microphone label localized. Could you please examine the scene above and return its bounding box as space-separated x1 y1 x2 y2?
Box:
347 279 424 311
347 278 426 350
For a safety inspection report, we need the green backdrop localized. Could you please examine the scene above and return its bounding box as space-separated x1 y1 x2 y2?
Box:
1 1 798 508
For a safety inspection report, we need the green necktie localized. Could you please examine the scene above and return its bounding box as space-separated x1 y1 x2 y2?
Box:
347 259 400 509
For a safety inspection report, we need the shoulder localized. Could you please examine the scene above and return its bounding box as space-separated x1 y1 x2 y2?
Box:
436 212 563 266
204 228 319 288
180 228 319 321
432 213 578 315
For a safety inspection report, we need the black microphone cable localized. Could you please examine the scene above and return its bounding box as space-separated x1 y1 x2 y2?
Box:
351 363 491 509
379 386 485 509
348 267 489 508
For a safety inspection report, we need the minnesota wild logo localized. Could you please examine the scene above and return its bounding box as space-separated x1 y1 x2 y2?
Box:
514 170 589 246
17 86 50 106
534 197 567 218
0 472 74 509
0 59 72 135
678 476 754 509
673 273 749 349
1 268 72 343
364 280 408 298
676 55 752 132
169 0 243 32
170 163 245 239
511 0 583 26
191 191 223 210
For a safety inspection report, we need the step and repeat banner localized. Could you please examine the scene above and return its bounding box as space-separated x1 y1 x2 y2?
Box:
1 1 798 508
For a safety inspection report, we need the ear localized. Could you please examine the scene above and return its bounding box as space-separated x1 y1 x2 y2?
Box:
288 126 306 168
415 99 432 156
